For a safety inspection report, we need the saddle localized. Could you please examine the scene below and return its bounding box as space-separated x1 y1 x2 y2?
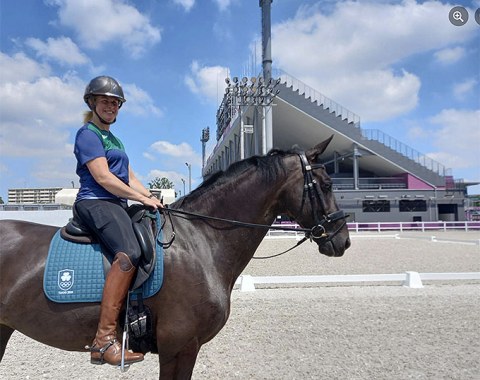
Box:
60 204 157 290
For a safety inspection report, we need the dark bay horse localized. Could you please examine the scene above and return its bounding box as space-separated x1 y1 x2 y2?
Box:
0 136 350 379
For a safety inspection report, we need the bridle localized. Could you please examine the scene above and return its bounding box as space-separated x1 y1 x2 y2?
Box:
297 151 348 243
158 151 348 258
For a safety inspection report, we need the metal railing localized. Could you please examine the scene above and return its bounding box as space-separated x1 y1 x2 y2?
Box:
332 177 407 190
274 69 361 127
361 129 450 177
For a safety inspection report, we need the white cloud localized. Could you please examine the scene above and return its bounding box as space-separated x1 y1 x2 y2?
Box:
313 69 421 121
25 36 89 66
185 61 229 104
143 152 156 161
0 50 85 163
213 0 233 12
0 50 161 169
0 52 50 84
453 78 477 101
427 109 480 171
407 126 428 140
150 141 198 160
173 0 195 12
0 47 85 191
0 119 74 158
148 140 202 175
0 75 84 131
32 156 77 186
434 47 466 65
49 0 161 59
123 83 163 117
272 1 477 122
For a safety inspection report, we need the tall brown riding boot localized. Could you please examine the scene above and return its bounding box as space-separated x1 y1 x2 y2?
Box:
90 252 144 366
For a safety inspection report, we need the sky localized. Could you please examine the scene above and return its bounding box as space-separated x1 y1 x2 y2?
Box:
0 0 479 202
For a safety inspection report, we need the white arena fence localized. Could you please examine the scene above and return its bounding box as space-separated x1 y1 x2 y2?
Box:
257 222 480 292
234 272 480 291
266 221 480 238
346 221 480 233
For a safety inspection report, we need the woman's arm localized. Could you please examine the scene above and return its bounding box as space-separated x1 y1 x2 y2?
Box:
129 166 164 208
86 157 162 209
128 166 151 197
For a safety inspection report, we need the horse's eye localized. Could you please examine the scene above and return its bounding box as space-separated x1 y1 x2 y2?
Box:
322 182 332 192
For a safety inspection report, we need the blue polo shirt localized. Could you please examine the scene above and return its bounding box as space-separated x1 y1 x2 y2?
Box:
74 122 129 201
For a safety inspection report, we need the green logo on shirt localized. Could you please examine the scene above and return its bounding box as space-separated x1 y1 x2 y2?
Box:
87 123 125 152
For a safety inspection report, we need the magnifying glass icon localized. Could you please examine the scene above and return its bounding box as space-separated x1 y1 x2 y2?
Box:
453 10 464 22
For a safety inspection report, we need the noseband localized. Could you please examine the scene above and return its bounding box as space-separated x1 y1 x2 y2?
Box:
297 152 348 243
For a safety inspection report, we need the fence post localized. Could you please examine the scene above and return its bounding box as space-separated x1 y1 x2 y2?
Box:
239 275 256 292
403 271 423 288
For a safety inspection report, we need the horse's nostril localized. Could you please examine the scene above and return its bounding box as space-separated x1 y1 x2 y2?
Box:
345 237 351 249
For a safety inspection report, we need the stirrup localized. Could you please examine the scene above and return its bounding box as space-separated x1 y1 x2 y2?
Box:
88 339 116 365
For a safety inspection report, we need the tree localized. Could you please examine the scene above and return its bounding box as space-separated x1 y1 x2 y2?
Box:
0 196 4 204
148 177 174 189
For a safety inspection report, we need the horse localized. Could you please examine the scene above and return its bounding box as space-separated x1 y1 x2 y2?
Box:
0 136 350 379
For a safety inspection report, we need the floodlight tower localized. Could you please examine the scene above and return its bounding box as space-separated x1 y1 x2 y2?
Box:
260 0 273 82
260 0 273 153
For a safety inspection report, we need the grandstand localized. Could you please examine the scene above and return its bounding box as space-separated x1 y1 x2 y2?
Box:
202 0 477 223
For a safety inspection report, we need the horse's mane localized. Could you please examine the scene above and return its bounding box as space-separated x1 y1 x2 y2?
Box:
174 147 301 207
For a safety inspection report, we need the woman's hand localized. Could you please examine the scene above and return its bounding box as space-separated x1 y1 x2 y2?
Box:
128 166 165 210
141 194 164 210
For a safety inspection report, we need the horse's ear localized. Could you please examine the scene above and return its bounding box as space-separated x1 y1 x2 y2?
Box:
306 135 334 161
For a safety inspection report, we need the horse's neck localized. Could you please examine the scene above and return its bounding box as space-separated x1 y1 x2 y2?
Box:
188 165 286 278
202 166 280 225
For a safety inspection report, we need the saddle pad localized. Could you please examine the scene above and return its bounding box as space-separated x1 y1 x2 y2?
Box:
43 230 164 303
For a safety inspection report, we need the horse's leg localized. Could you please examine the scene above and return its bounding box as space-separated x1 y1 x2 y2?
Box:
159 338 200 380
0 325 14 362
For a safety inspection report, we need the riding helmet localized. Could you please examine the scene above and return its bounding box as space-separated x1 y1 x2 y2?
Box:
84 76 126 108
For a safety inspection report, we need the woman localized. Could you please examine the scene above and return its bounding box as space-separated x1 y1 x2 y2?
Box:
73 76 162 366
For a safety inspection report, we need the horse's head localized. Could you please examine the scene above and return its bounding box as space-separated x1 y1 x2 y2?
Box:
280 135 351 257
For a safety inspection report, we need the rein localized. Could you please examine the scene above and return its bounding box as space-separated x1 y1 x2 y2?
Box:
159 207 310 258
162 207 332 234
157 151 348 259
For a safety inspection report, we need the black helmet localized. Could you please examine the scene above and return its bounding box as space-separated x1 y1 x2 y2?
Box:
84 76 126 108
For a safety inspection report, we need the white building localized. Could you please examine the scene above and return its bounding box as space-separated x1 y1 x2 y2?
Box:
8 187 62 204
